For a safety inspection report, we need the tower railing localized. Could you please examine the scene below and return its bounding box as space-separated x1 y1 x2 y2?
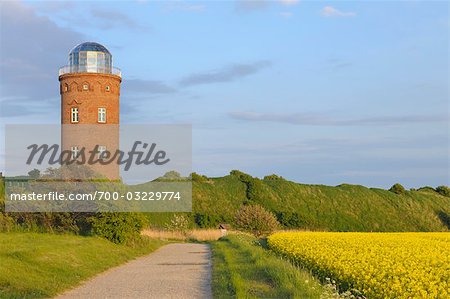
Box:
59 65 122 77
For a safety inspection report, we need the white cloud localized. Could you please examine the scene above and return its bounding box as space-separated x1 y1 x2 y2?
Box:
0 1 84 102
278 0 300 6
179 61 271 86
228 111 448 126
321 6 356 18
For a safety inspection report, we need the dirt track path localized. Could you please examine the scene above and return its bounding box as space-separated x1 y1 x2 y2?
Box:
56 243 212 299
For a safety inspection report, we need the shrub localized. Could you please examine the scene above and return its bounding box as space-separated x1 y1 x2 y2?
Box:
435 186 450 197
88 213 146 244
263 174 285 181
27 169 41 179
235 204 279 237
0 214 14 232
389 183 406 195
165 214 190 234
194 213 221 228
276 211 303 228
437 211 450 229
230 170 265 203
417 186 436 192
230 170 253 181
191 172 209 182
5 212 89 234
163 171 181 179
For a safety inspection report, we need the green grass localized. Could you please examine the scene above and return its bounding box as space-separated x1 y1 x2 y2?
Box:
187 173 450 232
3 174 449 232
138 173 450 232
0 232 165 298
211 234 330 299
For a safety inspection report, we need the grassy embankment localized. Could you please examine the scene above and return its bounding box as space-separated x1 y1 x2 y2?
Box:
3 173 449 232
210 234 337 299
144 172 450 232
0 233 165 298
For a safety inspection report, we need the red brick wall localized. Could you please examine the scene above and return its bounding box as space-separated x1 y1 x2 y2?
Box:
59 73 121 180
59 73 121 124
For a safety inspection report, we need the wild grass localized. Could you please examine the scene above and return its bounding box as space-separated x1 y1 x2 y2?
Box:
210 233 335 299
142 173 450 232
141 228 224 241
0 232 165 298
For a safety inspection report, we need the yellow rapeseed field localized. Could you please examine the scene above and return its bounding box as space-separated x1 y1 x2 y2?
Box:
268 232 450 299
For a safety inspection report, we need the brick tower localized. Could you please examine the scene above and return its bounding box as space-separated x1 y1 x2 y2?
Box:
59 42 121 180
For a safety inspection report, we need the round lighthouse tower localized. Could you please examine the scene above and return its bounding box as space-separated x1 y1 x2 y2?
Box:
59 42 121 180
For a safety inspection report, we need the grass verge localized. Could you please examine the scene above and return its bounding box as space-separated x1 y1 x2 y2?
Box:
0 232 165 298
211 233 333 299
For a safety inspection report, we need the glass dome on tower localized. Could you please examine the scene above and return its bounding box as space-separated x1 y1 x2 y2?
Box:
59 42 121 77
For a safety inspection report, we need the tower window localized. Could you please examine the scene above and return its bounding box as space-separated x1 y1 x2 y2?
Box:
71 107 79 123
71 146 80 160
105 85 110 92
83 84 89 90
98 108 106 123
98 145 107 160
64 84 69 92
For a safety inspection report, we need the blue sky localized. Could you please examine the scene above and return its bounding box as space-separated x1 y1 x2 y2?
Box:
0 0 448 188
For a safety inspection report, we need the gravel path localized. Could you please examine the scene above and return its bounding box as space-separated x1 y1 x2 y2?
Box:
56 243 212 299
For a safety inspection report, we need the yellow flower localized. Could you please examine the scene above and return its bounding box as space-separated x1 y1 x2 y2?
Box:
268 232 450 299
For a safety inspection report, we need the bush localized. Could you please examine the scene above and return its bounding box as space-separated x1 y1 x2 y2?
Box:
230 170 265 203
417 186 436 192
194 213 221 228
263 174 285 181
27 169 41 179
276 211 303 228
0 214 14 232
88 213 146 244
5 212 89 234
163 171 181 179
437 211 450 229
165 214 190 234
191 172 209 182
235 204 279 237
389 183 406 195
436 186 450 197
